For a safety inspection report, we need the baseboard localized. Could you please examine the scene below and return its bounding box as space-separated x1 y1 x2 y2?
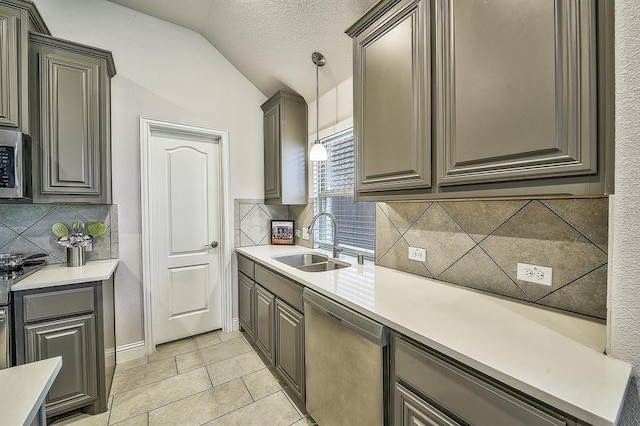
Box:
231 317 240 332
116 340 147 364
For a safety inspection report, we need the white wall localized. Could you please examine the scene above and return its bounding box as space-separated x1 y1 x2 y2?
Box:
611 0 640 423
33 0 266 348
308 76 354 141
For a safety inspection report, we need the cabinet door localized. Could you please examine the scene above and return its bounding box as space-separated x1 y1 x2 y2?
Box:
254 284 275 363
24 314 98 416
275 299 304 400
0 7 19 128
238 273 254 337
353 0 430 195
395 382 461 426
36 48 103 198
436 0 596 186
263 104 281 201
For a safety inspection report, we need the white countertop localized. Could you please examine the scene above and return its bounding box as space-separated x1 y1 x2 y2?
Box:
12 259 119 291
237 245 632 426
0 357 62 425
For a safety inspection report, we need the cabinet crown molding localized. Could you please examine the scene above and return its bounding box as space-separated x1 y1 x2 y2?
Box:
29 32 117 77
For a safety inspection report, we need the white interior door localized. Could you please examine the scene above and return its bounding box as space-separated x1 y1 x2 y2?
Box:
148 128 222 344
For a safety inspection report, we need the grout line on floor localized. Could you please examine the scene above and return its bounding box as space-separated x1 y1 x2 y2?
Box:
240 376 256 402
177 346 255 375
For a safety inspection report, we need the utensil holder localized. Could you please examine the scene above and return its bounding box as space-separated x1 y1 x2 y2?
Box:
66 247 86 267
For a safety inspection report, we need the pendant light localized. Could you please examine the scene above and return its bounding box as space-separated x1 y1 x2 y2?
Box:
310 51 328 161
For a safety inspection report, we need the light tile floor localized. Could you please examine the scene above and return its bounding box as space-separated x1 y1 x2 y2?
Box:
52 330 316 426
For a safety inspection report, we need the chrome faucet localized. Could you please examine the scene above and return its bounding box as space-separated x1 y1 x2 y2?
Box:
308 212 342 258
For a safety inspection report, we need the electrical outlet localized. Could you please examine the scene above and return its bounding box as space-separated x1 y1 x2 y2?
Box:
517 263 552 286
302 227 310 240
295 229 301 238
408 247 426 262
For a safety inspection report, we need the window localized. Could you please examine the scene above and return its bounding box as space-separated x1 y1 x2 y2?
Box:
312 129 375 256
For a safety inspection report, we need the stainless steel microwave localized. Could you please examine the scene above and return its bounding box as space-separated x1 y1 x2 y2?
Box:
0 129 31 199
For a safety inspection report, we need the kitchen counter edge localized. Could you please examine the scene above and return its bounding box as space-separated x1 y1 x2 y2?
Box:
0 357 62 425
11 259 120 291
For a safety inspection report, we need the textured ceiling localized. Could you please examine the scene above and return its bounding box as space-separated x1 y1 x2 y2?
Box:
106 0 379 102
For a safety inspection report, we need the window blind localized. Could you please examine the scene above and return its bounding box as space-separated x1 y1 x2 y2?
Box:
312 129 375 255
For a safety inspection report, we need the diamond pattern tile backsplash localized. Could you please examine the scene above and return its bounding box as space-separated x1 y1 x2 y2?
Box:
0 204 119 264
376 198 609 319
235 199 314 249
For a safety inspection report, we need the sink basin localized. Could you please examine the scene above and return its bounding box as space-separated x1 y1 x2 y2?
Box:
273 253 328 267
297 259 350 272
273 253 350 272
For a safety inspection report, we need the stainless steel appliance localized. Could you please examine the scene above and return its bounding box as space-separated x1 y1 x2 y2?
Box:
0 257 47 369
303 288 390 425
0 129 31 199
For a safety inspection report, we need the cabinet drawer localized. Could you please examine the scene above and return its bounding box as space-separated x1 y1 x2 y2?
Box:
23 287 95 323
255 265 303 312
394 335 569 426
238 254 255 280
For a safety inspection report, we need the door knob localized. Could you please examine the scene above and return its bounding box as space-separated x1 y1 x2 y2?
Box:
205 241 219 249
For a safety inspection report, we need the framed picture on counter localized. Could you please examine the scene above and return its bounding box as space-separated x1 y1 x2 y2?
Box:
271 220 295 245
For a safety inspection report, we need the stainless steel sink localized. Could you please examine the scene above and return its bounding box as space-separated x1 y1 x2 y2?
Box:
273 253 350 272
297 259 350 272
273 253 328 267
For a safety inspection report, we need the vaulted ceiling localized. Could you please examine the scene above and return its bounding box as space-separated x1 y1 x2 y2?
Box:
106 0 379 102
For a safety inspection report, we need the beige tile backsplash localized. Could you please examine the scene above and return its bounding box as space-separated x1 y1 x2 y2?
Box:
235 197 608 319
234 199 313 249
376 198 609 319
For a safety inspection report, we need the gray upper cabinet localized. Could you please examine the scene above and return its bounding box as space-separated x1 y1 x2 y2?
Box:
0 7 19 129
29 33 116 204
347 0 431 197
0 0 49 133
260 90 308 205
348 0 610 200
435 0 596 187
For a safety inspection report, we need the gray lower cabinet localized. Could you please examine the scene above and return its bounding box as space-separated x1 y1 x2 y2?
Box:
348 0 431 196
260 90 307 205
395 382 460 426
254 283 275 363
393 333 575 426
275 299 304 400
14 279 116 419
238 272 254 338
236 254 306 403
29 33 116 204
0 0 48 132
24 314 97 414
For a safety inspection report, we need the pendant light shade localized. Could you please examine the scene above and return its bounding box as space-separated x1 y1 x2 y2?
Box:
310 51 327 162
310 140 328 161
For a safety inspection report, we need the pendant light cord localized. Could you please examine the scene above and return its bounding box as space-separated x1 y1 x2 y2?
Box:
316 57 320 143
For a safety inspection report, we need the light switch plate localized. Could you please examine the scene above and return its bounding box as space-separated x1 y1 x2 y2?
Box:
517 263 552 286
302 227 309 240
295 229 301 238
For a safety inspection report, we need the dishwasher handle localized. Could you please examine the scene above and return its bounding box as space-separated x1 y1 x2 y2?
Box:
303 288 389 346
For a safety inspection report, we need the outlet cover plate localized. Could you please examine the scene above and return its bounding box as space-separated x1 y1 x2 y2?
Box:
517 263 552 286
302 227 309 240
408 247 426 262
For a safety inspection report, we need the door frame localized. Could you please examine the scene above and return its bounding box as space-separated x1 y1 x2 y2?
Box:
139 117 233 355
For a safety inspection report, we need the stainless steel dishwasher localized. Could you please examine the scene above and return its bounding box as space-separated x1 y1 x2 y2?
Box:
303 288 390 425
